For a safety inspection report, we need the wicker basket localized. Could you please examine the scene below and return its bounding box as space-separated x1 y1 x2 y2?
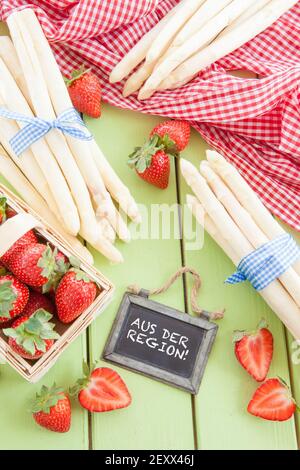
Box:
0 184 114 382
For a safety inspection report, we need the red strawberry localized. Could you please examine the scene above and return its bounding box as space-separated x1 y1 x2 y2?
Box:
0 274 29 324
248 378 297 421
55 270 97 324
9 243 69 292
233 319 273 382
30 384 71 433
65 66 101 118
3 309 59 359
0 197 7 224
150 120 191 152
1 230 38 268
128 134 172 189
70 363 131 413
6 207 17 219
21 290 56 318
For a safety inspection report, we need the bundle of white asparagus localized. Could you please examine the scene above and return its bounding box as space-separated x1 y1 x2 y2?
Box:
110 0 298 99
182 150 300 340
0 9 141 264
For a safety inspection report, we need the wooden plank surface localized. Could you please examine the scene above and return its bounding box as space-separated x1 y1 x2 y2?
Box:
0 19 299 450
177 133 298 450
85 107 195 450
0 23 89 451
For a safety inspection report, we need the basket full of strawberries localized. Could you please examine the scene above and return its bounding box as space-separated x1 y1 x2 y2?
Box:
0 185 114 382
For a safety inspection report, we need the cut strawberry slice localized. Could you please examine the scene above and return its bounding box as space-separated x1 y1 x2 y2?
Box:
71 363 132 413
248 377 297 421
233 319 273 382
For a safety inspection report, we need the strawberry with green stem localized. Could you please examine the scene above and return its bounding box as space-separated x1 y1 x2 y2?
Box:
128 135 173 189
0 274 29 324
70 362 132 413
233 318 273 382
248 377 298 421
3 309 59 359
9 243 69 293
30 384 71 433
65 65 102 118
55 268 97 324
128 120 190 189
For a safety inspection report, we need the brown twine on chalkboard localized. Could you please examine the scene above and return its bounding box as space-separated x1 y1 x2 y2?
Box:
128 267 225 321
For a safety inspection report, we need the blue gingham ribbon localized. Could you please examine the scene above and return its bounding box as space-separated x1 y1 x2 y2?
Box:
0 107 93 156
225 234 300 291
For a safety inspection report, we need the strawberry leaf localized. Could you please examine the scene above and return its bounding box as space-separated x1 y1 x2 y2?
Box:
29 383 65 414
3 309 59 355
0 280 17 318
128 135 164 173
0 197 7 224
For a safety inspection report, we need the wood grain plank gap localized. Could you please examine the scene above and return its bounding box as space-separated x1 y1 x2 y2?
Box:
175 157 199 451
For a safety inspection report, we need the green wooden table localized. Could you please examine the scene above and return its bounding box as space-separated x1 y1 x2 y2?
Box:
0 23 299 451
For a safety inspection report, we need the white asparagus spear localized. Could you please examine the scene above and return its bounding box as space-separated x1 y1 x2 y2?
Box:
0 35 140 229
7 16 123 262
91 140 141 223
123 61 156 98
8 13 100 243
0 148 94 264
146 0 206 64
109 4 177 84
139 0 255 99
188 194 300 340
161 0 299 90
181 159 300 339
200 160 300 307
124 0 206 95
170 0 233 48
0 57 79 235
19 9 131 241
186 194 238 261
0 33 115 244
0 36 31 106
0 120 60 219
206 150 300 276
218 0 272 36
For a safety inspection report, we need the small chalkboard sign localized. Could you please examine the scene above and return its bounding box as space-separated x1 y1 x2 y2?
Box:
103 291 218 394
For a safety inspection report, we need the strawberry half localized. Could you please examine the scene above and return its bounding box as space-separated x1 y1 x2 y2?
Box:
55 269 97 324
70 363 132 413
0 274 29 324
150 120 191 152
65 66 101 118
248 377 297 421
3 309 59 359
30 384 71 433
9 243 69 292
1 229 38 268
233 319 273 382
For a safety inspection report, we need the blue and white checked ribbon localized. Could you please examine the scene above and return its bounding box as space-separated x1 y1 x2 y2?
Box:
225 234 300 291
0 107 93 156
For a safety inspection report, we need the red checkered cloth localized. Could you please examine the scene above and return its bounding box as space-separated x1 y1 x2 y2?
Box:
1 0 300 230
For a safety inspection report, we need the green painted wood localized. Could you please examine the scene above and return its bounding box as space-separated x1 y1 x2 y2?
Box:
0 334 89 450
178 131 298 450
0 20 89 446
85 105 195 450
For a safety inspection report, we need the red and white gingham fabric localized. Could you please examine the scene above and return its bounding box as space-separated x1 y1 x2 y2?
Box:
1 0 300 230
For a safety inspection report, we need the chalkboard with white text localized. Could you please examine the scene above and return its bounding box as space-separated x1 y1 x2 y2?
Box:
103 292 218 393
